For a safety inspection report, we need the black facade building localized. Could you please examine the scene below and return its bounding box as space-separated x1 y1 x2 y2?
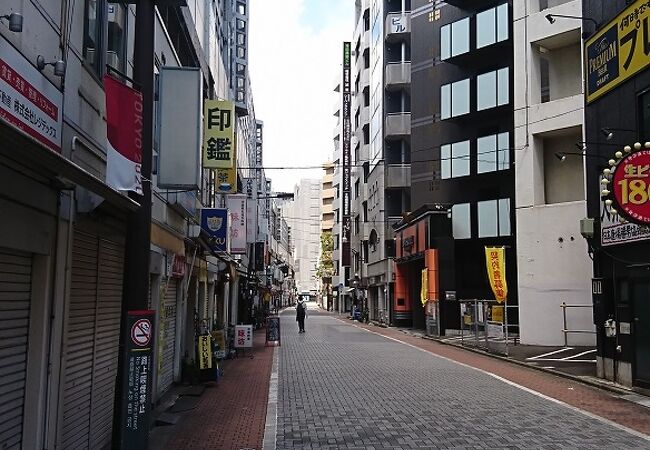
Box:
407 0 516 332
583 0 650 390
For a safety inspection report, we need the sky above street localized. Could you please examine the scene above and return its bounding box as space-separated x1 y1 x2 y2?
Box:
249 0 353 193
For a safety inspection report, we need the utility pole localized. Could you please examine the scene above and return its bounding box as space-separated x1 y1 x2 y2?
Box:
114 0 155 447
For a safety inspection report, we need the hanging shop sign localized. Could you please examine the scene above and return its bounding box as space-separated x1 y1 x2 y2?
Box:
485 247 508 303
585 0 650 103
203 99 235 169
601 142 650 232
226 194 247 254
118 310 155 449
197 335 212 369
0 35 62 153
342 41 352 267
201 208 228 252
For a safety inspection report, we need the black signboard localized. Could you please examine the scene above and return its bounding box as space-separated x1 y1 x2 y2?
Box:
266 316 281 346
342 41 352 267
119 310 155 449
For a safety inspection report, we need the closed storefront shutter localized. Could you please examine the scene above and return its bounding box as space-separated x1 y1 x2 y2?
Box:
60 231 124 450
0 249 32 450
157 277 178 396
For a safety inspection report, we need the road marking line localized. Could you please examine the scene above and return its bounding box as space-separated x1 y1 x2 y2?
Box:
526 347 574 360
530 358 597 363
262 346 279 450
350 323 650 442
561 349 597 361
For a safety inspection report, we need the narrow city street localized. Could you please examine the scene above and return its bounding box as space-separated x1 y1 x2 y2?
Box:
268 305 650 450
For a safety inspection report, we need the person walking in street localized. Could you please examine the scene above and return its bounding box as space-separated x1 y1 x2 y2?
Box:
296 298 307 333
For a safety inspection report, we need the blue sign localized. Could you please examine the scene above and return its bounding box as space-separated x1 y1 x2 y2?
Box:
201 208 228 252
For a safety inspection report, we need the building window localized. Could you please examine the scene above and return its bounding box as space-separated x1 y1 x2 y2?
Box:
83 0 104 75
639 89 650 142
478 198 511 238
440 140 470 179
440 17 469 60
354 179 360 198
452 203 471 239
477 132 509 173
237 1 246 15
107 3 127 72
540 57 550 103
477 68 509 111
476 3 509 49
441 78 470 119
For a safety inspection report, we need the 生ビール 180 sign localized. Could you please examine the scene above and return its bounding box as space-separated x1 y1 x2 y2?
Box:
610 146 650 224
601 142 650 226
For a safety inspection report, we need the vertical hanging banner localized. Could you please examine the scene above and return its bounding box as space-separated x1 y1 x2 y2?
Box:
342 41 352 267
485 247 508 303
203 100 235 169
201 208 229 252
226 194 247 253
197 335 212 369
104 75 143 194
420 269 428 306
119 310 155 449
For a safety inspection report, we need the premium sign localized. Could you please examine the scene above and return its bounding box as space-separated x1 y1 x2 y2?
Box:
226 194 247 254
585 0 650 103
342 41 352 267
201 208 228 252
612 149 650 224
485 247 508 303
0 35 62 152
203 100 235 169
104 75 143 194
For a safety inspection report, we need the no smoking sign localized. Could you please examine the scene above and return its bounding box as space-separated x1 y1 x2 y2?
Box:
131 318 152 347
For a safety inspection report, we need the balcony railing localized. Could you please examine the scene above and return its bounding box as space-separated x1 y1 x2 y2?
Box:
385 112 411 138
385 164 411 189
385 62 411 91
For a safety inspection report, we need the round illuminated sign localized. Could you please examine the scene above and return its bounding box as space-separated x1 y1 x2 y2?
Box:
609 148 650 225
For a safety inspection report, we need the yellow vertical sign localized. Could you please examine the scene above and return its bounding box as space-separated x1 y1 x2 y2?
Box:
203 100 235 169
198 335 212 369
485 247 508 303
420 268 428 306
215 140 237 193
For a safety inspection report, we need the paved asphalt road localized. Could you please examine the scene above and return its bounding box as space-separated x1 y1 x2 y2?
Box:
272 305 650 450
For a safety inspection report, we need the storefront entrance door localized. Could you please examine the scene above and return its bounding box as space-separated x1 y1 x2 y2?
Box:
633 279 650 387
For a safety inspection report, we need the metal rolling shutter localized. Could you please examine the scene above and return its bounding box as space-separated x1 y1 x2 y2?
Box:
157 278 178 395
0 249 32 450
60 232 124 450
88 239 123 448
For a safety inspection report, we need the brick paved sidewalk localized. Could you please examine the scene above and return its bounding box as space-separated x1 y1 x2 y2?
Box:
339 317 650 436
164 330 274 450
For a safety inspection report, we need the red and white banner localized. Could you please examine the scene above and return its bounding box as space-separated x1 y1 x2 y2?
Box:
104 75 143 194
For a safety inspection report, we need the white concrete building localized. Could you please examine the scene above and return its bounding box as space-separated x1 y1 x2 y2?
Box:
513 0 594 346
284 179 322 296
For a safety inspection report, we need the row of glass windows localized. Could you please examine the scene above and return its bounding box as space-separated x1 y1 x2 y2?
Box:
440 3 508 60
452 199 511 239
440 67 509 120
440 132 509 179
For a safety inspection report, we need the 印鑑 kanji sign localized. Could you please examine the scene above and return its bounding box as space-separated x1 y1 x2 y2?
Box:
485 247 508 303
203 100 234 169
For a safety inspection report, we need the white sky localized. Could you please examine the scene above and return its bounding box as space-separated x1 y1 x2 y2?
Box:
249 0 353 193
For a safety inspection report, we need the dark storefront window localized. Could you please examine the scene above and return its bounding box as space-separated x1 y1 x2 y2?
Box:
639 89 650 142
